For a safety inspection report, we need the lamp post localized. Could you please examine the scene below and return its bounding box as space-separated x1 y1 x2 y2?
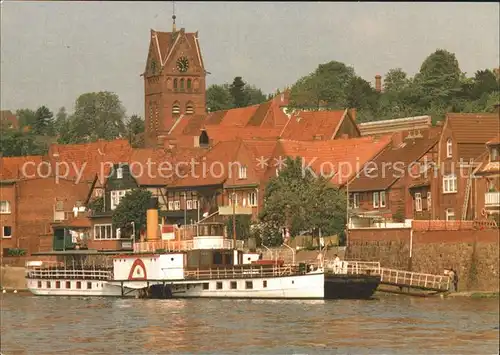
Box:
232 192 237 247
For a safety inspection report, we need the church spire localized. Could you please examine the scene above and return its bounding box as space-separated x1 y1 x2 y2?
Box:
172 1 177 32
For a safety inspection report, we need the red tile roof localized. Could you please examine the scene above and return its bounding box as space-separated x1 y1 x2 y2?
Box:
486 134 500 145
47 139 133 181
349 128 441 192
275 136 392 186
168 141 242 188
0 155 44 180
280 110 347 141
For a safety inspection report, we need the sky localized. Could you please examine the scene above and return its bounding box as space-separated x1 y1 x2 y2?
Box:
1 1 499 117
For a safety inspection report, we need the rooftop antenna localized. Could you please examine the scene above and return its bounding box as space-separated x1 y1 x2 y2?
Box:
172 1 177 32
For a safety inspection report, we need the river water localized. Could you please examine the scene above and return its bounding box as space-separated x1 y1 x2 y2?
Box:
1 293 498 354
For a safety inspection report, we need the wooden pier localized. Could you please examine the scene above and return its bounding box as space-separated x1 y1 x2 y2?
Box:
324 260 450 293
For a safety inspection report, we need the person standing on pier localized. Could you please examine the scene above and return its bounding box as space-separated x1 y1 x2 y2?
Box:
448 269 457 292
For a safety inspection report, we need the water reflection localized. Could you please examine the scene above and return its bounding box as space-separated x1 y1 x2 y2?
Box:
0 294 498 354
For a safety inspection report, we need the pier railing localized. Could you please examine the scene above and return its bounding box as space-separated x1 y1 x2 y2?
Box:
184 264 300 280
26 261 112 280
323 259 450 291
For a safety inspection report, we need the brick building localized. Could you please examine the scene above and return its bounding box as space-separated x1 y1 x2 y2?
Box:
348 128 441 225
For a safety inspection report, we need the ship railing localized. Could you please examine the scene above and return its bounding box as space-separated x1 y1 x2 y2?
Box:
25 261 113 280
184 264 298 280
324 260 381 275
133 239 244 253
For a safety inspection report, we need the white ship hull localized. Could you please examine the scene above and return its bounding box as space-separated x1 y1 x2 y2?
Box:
26 279 139 297
27 272 324 299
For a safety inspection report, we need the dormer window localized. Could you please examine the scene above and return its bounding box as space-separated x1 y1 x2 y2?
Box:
446 138 452 158
239 166 247 179
491 146 499 161
116 167 123 179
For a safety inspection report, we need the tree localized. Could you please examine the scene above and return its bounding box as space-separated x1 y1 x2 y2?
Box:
15 109 36 131
259 157 347 246
54 107 68 135
33 106 54 135
470 69 499 100
383 68 409 93
112 189 153 240
230 76 249 108
126 114 145 148
206 84 233 112
289 61 355 109
345 76 379 112
226 215 252 240
70 91 127 143
245 85 267 105
0 130 47 157
414 49 462 108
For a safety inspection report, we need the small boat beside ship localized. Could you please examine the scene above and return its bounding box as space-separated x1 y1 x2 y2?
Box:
25 223 380 300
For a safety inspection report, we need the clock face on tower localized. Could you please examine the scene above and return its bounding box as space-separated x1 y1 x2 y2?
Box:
176 56 189 72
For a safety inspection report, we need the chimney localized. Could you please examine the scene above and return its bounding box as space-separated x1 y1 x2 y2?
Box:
391 131 404 147
375 75 382 93
146 198 159 241
348 108 356 121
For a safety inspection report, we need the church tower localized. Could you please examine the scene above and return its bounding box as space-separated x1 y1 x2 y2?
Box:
143 14 206 147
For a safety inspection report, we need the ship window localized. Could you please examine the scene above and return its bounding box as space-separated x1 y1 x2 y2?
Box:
230 281 237 289
87 282 92 290
263 280 267 288
37 281 42 288
56 281 61 289
203 283 209 290
76 281 82 289
46 281 51 288
216 282 223 290
213 252 223 265
66 281 71 289
245 281 253 289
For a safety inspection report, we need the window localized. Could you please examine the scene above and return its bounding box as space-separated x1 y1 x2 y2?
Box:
110 189 130 210
46 281 51 288
168 201 174 210
216 282 223 290
66 281 71 289
186 102 194 115
0 200 11 214
37 281 42 288
230 281 237 289
245 281 253 289
173 79 178 89
415 193 422 212
263 280 267 288
491 147 499 161
116 167 123 179
94 224 116 240
380 191 386 208
203 283 209 290
187 79 192 89
446 139 452 158
373 192 380 208
186 200 193 210
174 201 181 210
446 209 455 221
443 174 457 193
229 194 238 206
180 79 185 90
56 281 61 289
172 102 180 115
239 166 247 179
87 282 92 290
192 199 198 210
76 281 82 289
2 226 12 238
352 193 359 209
427 192 432 210
248 192 257 207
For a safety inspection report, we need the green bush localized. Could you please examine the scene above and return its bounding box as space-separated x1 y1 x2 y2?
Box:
7 248 27 256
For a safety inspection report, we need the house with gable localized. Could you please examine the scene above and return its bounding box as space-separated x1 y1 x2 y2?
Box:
348 128 442 226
